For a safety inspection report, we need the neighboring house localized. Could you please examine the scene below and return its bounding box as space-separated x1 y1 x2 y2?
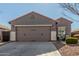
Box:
0 24 10 42
9 11 72 42
71 30 79 39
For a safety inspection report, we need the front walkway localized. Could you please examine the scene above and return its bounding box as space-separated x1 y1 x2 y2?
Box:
0 42 61 56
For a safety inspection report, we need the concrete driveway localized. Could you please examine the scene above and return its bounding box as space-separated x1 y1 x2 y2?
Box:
0 42 61 56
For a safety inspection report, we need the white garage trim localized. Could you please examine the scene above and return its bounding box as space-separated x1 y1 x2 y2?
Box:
10 31 16 41
51 31 56 41
14 24 52 27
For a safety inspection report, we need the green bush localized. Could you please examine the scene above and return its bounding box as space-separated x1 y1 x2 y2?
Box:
66 37 78 44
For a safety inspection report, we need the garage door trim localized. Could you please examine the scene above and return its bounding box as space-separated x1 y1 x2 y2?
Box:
15 26 51 42
15 24 52 27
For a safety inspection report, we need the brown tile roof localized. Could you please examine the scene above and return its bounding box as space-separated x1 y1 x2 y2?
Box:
56 17 73 23
9 11 56 24
0 24 10 30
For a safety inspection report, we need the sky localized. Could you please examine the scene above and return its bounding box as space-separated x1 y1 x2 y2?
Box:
0 3 79 31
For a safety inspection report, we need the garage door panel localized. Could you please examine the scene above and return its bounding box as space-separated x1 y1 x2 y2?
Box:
16 26 50 41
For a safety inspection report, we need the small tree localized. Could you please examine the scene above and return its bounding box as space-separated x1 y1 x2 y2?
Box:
60 3 79 15
59 3 79 22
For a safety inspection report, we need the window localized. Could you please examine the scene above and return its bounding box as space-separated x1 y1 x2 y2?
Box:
58 27 65 34
58 27 66 40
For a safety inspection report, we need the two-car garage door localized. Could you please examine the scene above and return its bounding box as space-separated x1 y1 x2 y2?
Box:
16 26 51 42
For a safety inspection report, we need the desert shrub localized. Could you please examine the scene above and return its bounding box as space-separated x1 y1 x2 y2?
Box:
66 37 78 44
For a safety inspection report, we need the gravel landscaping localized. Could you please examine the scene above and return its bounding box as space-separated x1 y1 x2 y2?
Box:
53 41 79 56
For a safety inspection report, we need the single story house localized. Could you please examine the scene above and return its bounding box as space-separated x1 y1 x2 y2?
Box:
9 11 72 42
